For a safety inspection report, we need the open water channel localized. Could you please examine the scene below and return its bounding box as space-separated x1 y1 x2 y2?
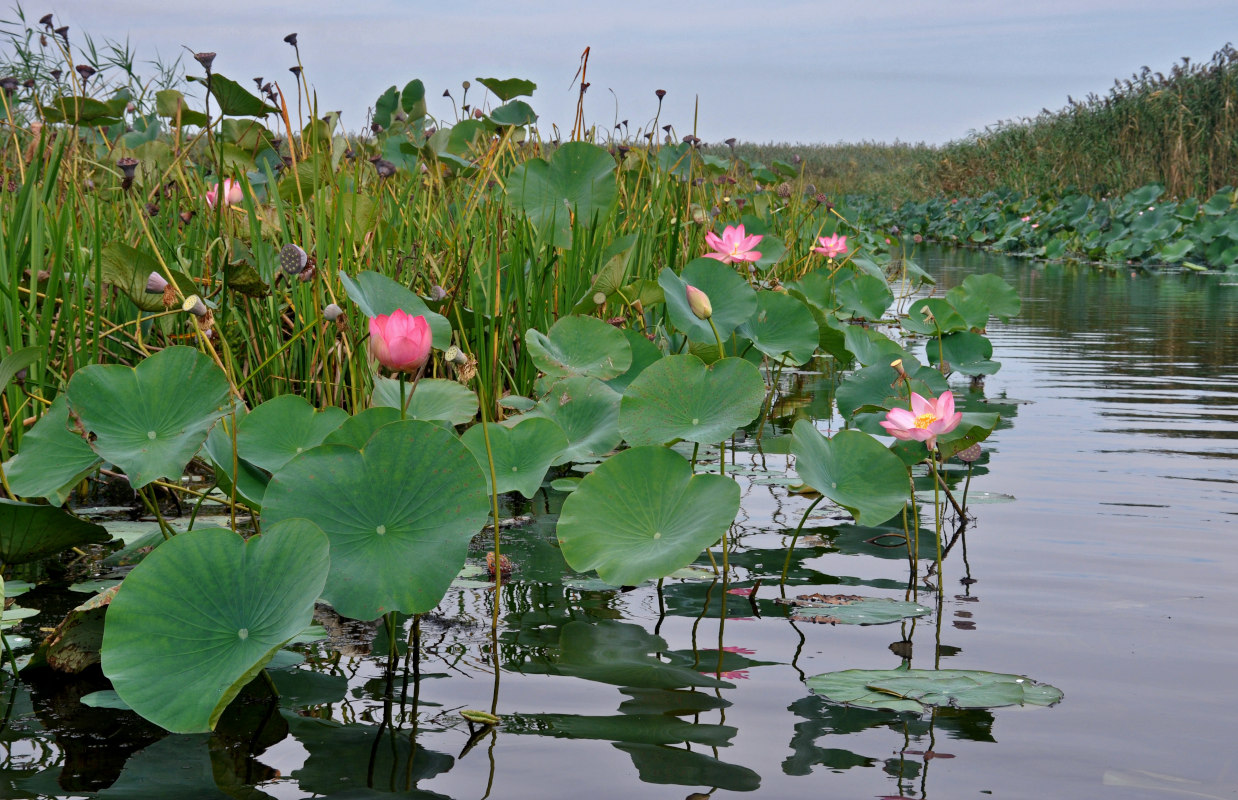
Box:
4 246 1237 799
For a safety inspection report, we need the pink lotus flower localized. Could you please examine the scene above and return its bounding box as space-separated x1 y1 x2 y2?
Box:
813 233 847 259
1021 216 1031 222
704 224 762 264
722 645 756 655
685 284 712 320
205 178 243 208
879 390 963 450
368 309 432 373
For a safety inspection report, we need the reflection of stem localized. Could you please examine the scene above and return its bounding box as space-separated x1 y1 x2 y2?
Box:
787 618 807 681
780 495 824 592
930 448 943 584
654 578 666 636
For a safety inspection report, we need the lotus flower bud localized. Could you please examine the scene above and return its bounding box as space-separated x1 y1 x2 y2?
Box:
145 272 168 293
686 284 712 320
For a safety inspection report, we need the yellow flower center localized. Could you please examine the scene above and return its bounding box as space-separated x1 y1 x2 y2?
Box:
913 413 938 429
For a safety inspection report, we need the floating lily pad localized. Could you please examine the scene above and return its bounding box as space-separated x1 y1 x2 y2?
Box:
807 668 1064 713
777 594 930 625
262 420 489 620
67 346 232 489
101 520 330 732
557 446 739 586
835 270 894 320
525 315 632 380
619 355 765 446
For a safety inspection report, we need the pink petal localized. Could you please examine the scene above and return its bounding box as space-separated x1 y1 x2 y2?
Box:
909 392 933 417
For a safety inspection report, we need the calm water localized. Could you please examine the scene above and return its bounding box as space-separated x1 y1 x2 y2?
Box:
6 249 1238 799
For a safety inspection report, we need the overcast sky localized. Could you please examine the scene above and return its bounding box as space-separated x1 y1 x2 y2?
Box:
12 0 1237 144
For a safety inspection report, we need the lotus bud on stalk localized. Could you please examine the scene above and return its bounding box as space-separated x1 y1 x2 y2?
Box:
368 309 432 374
686 284 712 320
205 178 243 208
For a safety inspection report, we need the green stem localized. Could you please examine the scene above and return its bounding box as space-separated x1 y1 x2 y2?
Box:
707 317 725 359
780 495 824 592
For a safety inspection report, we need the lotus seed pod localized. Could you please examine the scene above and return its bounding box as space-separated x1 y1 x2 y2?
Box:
279 243 308 275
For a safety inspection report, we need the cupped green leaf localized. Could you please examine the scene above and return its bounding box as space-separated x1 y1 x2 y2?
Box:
842 325 906 367
155 89 210 127
557 446 739 585
3 395 102 505
901 298 968 336
462 418 568 498
619 355 765 446
929 331 1000 376
791 424 908 526
737 290 820 365
187 73 279 117
835 270 894 320
957 273 1022 322
490 100 537 127
606 327 663 393
67 346 232 489
659 258 758 343
529 377 622 465
100 521 330 732
506 141 617 249
0 499 110 564
262 420 489 620
372 377 478 425
236 395 347 473
525 315 632 380
338 270 451 349
478 77 537 101
807 668 1064 713
201 412 268 510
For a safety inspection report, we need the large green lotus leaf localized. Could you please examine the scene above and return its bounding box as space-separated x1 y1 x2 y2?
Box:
100 521 329 733
187 72 279 117
528 376 622 465
461 418 567 498
557 446 739 585
618 355 765 446
737 290 819 365
3 395 102 505
835 270 894 321
785 267 837 313
901 298 968 336
505 141 617 249
525 315 632 380
843 325 907 367
478 76 537 101
235 395 347 474
262 420 489 620
513 620 731 689
791 423 908 526
929 331 1001 376
67 346 232 489
322 406 401 449
372 377 478 425
338 271 451 349
0 499 110 564
616 743 761 793
659 259 757 343
806 668 1063 713
943 286 991 330
606 327 663 394
957 273 1021 322
782 595 930 625
835 358 948 420
202 412 268 510
99 242 195 313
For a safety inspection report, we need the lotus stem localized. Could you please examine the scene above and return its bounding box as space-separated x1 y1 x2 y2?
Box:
780 495 824 591
707 317 726 359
